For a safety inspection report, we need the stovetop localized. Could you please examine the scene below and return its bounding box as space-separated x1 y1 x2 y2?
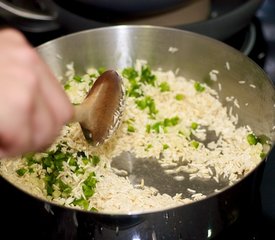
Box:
0 1 274 239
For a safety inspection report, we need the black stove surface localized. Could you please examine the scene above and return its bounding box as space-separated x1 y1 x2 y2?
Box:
0 1 274 239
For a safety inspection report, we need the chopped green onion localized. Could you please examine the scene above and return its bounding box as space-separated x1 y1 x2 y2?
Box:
91 207 98 212
72 197 89 210
127 83 143 98
97 67 106 75
82 184 95 198
178 130 184 136
45 174 55 195
247 133 258 145
257 135 270 145
146 124 151 133
191 141 199 149
136 98 147 110
123 67 144 98
88 79 94 86
145 144 153 151
82 172 97 198
152 121 164 133
163 144 169 150
23 152 38 166
159 82 170 92
69 158 78 167
191 122 198 130
77 151 89 165
73 75 83 83
260 152 267 159
64 83 71 90
16 168 27 176
175 94 184 100
89 73 97 78
164 116 180 127
194 82 205 92
82 158 89 165
135 96 158 117
75 168 85 175
92 155 100 166
122 67 138 81
40 146 73 196
127 125 135 133
148 116 180 133
58 179 72 197
140 65 156 86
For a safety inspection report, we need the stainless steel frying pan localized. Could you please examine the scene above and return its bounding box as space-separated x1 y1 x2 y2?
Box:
0 25 274 239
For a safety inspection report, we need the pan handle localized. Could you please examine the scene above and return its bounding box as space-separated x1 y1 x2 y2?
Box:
0 0 57 21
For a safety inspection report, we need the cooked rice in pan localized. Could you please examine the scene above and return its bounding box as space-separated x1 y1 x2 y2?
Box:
0 60 267 214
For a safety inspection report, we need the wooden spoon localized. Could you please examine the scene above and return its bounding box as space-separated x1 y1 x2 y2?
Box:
71 70 124 146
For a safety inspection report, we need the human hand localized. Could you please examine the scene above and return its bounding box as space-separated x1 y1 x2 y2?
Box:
0 28 73 157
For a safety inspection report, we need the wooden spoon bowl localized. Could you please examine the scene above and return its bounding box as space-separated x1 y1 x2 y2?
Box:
72 70 124 146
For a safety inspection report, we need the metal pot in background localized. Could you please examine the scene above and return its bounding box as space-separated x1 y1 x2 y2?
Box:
1 25 274 239
54 0 189 18
0 0 264 40
0 0 59 32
